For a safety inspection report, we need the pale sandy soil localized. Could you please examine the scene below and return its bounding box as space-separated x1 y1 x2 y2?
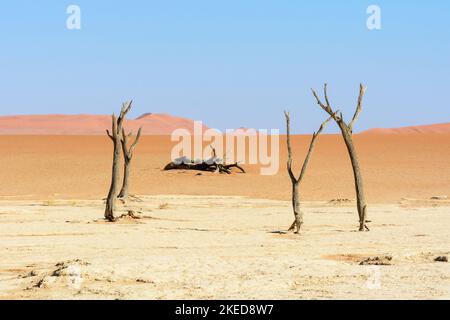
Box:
0 195 449 300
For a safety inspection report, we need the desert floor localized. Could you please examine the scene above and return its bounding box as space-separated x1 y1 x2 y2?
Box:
0 134 450 202
0 196 449 300
0 134 449 299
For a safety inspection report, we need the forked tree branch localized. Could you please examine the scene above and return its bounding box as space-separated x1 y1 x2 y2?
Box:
284 110 332 184
106 101 132 144
121 127 142 161
297 115 333 182
117 101 132 133
129 127 142 155
311 89 329 113
312 85 339 122
312 83 366 133
106 114 118 140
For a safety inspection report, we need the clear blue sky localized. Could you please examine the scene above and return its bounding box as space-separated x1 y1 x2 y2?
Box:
1 1 449 133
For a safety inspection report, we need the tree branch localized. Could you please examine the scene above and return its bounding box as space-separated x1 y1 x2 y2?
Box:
312 85 337 120
298 114 333 182
223 162 246 173
106 129 114 141
311 89 329 113
209 144 217 158
348 84 366 132
129 127 142 154
108 114 118 139
324 83 331 110
121 125 129 146
117 100 132 132
284 111 297 183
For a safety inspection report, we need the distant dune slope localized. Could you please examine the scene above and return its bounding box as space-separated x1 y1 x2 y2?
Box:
362 122 450 134
1 114 449 135
0 113 208 135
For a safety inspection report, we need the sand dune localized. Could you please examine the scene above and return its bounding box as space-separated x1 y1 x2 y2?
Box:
2 113 449 135
0 134 449 203
363 122 450 134
0 113 208 135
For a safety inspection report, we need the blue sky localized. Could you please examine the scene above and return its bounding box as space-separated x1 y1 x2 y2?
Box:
0 1 449 133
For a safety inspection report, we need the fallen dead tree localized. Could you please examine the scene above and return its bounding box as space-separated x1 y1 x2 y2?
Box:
164 160 245 174
164 148 245 174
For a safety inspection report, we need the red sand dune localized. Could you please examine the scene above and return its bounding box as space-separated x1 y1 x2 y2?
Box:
1 114 449 135
362 122 450 134
0 113 208 135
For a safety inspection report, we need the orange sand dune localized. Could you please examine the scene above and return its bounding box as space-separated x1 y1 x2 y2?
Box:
0 113 208 135
363 122 450 134
0 134 449 203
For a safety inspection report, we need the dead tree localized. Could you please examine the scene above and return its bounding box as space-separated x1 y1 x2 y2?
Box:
311 84 369 231
104 101 132 221
164 146 245 174
118 127 142 199
164 160 245 174
284 111 333 233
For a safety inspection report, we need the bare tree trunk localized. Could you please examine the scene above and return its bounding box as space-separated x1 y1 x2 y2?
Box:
118 127 141 199
338 123 367 231
284 111 332 234
312 84 369 231
105 134 121 221
118 158 131 199
291 182 303 232
104 101 132 221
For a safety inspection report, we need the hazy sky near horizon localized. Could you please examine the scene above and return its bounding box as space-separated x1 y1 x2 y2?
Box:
1 1 449 133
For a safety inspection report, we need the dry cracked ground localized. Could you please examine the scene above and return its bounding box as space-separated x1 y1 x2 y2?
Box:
0 195 449 299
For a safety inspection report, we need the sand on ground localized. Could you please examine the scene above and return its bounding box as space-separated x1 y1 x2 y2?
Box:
0 195 449 299
0 134 449 299
0 134 449 202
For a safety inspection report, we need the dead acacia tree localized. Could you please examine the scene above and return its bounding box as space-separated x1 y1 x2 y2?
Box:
284 111 333 233
118 127 142 199
164 146 245 174
311 84 369 231
164 160 245 174
104 101 132 221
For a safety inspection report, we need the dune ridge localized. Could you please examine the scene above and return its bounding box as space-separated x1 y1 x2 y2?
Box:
362 122 450 134
1 114 450 135
0 113 208 135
